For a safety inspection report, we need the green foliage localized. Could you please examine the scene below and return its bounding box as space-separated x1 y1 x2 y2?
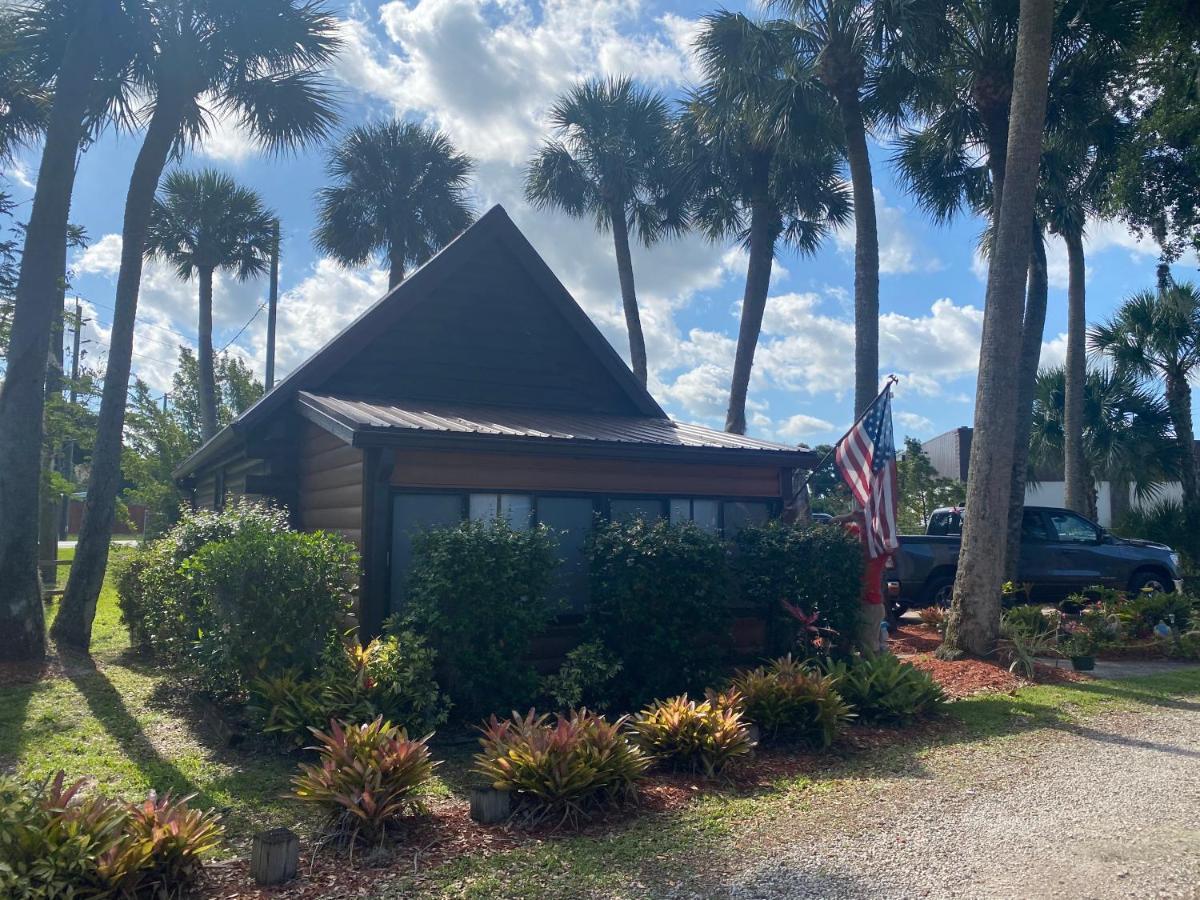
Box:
1115 500 1193 572
585 518 731 708
0 772 222 899
726 655 853 747
732 521 864 655
1002 605 1060 639
896 438 966 533
115 502 357 698
540 641 623 712
917 606 946 629
628 695 753 777
1119 591 1196 636
403 519 560 721
249 629 449 747
821 653 945 724
998 611 1059 678
292 719 437 844
474 710 650 826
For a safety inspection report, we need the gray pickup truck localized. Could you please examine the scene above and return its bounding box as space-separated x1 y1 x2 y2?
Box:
887 505 1183 615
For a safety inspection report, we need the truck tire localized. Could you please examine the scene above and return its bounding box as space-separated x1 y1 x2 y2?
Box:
1128 570 1173 595
923 574 955 609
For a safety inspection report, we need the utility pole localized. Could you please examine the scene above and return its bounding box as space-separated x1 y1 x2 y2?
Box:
265 218 280 390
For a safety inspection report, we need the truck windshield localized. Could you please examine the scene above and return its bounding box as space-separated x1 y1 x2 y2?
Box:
928 511 963 535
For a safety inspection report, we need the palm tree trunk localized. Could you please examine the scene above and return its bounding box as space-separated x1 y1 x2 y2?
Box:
0 7 105 662
38 266 68 588
1062 227 1089 515
53 93 184 651
1109 476 1130 526
1004 225 1048 581
387 246 405 290
726 165 775 436
197 267 218 440
837 88 880 418
942 0 1054 659
610 203 648 387
1165 374 1198 510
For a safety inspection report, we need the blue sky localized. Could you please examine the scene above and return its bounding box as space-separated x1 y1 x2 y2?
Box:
3 0 1188 447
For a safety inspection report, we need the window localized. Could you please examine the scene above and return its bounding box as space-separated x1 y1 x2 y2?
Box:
389 494 464 613
1049 511 1098 544
610 498 665 523
468 493 532 530
669 498 720 534
722 501 770 535
213 469 226 512
537 496 595 613
1021 509 1050 541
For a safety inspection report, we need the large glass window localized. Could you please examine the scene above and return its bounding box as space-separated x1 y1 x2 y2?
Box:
468 492 532 530
1049 510 1098 543
669 498 720 534
537 496 595 613
610 497 665 523
722 501 770 536
389 494 464 614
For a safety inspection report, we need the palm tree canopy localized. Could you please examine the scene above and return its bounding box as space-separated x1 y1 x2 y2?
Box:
1090 283 1200 386
314 120 475 272
0 16 50 162
525 76 685 246
144 169 275 281
677 11 851 253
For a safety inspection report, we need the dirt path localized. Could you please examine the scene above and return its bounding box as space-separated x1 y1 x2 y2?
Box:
720 702 1200 899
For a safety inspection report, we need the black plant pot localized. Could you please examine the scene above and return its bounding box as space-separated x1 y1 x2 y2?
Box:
1070 655 1096 672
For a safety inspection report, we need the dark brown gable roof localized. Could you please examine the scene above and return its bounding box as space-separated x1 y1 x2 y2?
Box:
175 205 665 477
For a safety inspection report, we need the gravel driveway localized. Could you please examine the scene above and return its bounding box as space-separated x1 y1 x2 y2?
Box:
726 702 1200 900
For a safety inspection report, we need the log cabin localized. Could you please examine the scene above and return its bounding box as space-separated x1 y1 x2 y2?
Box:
174 205 818 639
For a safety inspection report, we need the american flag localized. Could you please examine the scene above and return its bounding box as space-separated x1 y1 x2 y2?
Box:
834 383 899 559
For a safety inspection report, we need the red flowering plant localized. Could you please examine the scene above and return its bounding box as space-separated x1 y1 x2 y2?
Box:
780 600 839 660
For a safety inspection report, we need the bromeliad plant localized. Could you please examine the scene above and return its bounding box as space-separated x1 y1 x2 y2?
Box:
292 718 438 845
474 709 651 826
726 655 853 748
821 653 945 725
628 695 754 777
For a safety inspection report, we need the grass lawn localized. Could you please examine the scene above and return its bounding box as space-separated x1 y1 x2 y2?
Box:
2 561 1198 896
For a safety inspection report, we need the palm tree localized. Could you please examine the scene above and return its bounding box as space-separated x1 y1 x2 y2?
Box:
54 0 339 651
315 121 474 291
1029 366 1180 523
145 170 275 440
1090 282 1200 526
680 11 851 435
0 0 139 662
525 77 684 386
941 0 1055 659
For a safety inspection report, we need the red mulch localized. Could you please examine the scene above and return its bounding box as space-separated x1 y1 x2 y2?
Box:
889 623 944 654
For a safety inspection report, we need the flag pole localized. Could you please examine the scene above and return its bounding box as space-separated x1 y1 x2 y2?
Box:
794 374 899 497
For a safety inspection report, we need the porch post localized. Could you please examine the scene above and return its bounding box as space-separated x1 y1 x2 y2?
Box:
360 446 395 640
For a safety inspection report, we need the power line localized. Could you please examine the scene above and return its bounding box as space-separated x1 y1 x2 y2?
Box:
218 302 266 353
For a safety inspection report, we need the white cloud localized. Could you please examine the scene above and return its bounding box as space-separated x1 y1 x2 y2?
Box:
1039 332 1068 370
895 410 935 435
75 234 124 276
776 412 836 443
834 190 943 275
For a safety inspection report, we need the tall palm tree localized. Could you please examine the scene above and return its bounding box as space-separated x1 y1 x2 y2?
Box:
1090 282 1200 527
315 121 474 291
525 77 684 386
0 0 139 662
1029 366 1180 523
942 0 1054 659
680 11 851 435
54 0 339 651
145 169 275 440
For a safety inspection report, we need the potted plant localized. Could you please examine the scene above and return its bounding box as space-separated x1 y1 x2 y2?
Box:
1060 625 1099 671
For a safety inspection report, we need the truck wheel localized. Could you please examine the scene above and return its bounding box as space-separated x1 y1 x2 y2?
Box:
1129 570 1172 595
924 575 955 609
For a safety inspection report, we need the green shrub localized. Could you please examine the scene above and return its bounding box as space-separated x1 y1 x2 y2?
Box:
402 519 560 721
292 718 437 844
540 640 623 712
628 695 753 777
821 653 945 724
249 628 449 747
585 518 731 708
474 709 650 826
1115 499 1197 569
1119 591 1196 636
726 655 853 747
0 772 222 899
732 522 864 654
1002 605 1059 638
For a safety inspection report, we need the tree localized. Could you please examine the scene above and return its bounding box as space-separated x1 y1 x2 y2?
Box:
315 120 474 291
680 11 851 435
54 0 339 651
0 0 138 662
942 0 1054 659
145 169 275 439
525 77 684 386
1028 366 1179 523
897 438 966 533
1089 282 1200 547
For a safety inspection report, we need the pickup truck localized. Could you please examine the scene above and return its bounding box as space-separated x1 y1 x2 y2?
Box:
887 505 1183 615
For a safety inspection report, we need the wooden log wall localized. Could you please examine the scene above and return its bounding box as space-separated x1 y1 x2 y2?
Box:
298 422 364 548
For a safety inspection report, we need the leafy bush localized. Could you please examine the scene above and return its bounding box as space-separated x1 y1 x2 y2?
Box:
726 655 853 747
402 519 560 721
474 710 650 826
249 628 449 748
628 695 753 777
916 606 946 629
540 641 623 712
1119 591 1196 636
732 522 864 654
1002 605 1059 638
585 518 731 708
0 772 222 898
292 718 437 844
116 502 357 698
821 653 945 724
998 615 1058 677
1115 499 1196 570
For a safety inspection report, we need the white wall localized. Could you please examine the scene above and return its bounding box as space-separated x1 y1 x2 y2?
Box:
1024 481 1181 527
